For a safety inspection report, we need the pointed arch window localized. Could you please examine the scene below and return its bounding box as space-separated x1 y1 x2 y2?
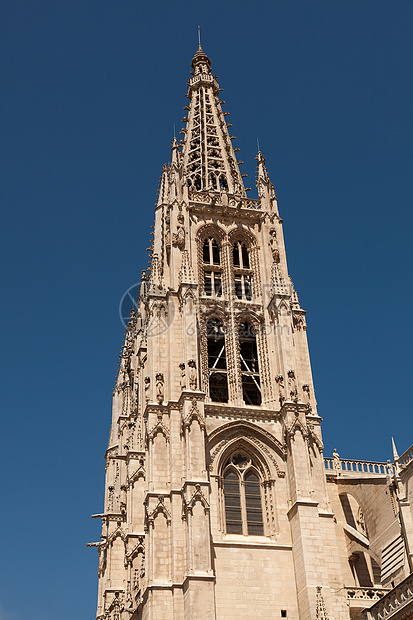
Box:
232 241 252 301
207 319 228 403
239 321 261 406
203 238 222 297
223 453 264 536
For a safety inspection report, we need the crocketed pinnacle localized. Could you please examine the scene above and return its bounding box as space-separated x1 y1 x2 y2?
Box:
181 46 246 196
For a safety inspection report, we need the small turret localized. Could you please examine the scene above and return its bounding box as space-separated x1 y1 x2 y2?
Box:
256 150 278 212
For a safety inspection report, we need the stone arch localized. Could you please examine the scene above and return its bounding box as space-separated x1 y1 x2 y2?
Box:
208 422 283 537
234 309 264 325
196 223 225 244
339 491 382 586
227 226 258 248
207 420 286 479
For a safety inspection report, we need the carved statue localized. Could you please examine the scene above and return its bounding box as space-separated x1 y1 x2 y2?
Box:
357 507 367 536
333 448 341 474
179 362 186 390
172 212 185 250
276 374 285 407
269 227 280 263
156 372 164 404
287 370 298 402
188 359 197 390
302 384 312 410
144 376 150 403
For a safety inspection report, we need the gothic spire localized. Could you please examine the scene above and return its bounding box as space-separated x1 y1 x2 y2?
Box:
256 150 277 210
181 46 246 196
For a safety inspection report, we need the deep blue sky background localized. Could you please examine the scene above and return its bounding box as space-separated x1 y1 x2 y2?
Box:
1 1 412 618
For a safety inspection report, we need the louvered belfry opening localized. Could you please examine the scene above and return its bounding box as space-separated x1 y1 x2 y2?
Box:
207 318 228 402
238 321 261 405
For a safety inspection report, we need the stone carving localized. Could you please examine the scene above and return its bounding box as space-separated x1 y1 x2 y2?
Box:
269 227 280 262
155 372 164 404
147 417 170 444
172 211 186 249
315 586 329 620
188 359 197 390
144 376 150 403
108 486 114 511
179 362 186 390
146 495 172 525
182 398 205 431
293 311 306 331
276 374 285 406
182 483 210 518
287 370 298 402
302 384 312 411
333 448 341 474
120 485 127 514
357 507 367 536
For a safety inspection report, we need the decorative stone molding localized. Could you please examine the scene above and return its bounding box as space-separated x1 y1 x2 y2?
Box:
207 421 286 477
182 483 210 519
182 398 205 431
146 496 171 526
315 586 329 620
125 536 145 565
146 417 170 444
292 310 307 331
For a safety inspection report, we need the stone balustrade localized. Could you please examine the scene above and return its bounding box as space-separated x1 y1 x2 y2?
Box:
324 457 394 476
346 587 390 605
363 573 413 620
398 443 413 470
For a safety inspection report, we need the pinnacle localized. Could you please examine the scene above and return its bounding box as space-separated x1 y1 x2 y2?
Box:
191 44 211 72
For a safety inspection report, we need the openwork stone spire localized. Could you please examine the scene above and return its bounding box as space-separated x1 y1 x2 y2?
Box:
181 45 246 195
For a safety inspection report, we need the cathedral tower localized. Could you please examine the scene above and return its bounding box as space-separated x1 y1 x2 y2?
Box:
90 45 413 620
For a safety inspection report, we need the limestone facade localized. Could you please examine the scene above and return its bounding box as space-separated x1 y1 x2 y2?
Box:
90 45 413 620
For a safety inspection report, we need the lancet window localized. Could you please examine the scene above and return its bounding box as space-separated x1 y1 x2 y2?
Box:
232 241 252 300
223 453 264 535
207 318 228 403
203 238 222 297
239 321 261 406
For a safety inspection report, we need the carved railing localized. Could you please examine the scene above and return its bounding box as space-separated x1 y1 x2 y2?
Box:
398 444 413 470
325 457 394 476
363 573 413 620
188 190 261 210
346 587 390 604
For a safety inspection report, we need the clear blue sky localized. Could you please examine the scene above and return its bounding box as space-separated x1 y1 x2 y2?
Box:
1 1 412 618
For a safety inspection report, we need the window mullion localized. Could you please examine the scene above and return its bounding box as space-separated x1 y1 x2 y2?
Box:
240 477 248 536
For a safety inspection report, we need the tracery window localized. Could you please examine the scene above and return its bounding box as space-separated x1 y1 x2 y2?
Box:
203 238 222 297
207 319 228 403
223 453 264 535
232 241 252 301
239 321 261 405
